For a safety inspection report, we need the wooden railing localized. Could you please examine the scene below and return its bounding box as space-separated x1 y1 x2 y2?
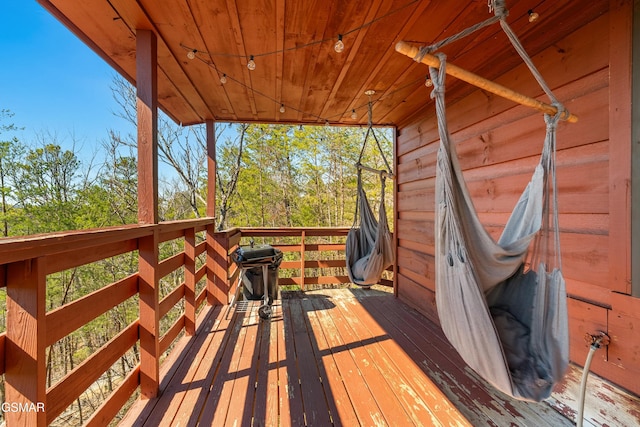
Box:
0 218 224 426
213 227 394 294
0 224 392 426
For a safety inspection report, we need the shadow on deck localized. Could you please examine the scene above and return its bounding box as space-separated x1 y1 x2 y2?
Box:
120 288 636 426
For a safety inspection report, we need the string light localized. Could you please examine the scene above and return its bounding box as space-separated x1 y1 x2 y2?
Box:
247 55 256 70
334 35 345 53
280 104 286 113
527 10 539 23
180 0 418 61
425 75 433 87
177 10 427 127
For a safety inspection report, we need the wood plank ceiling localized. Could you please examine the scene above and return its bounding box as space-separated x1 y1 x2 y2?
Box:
38 0 606 127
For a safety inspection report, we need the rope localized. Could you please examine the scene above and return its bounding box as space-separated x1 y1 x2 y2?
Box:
414 14 503 63
414 0 569 120
357 97 392 174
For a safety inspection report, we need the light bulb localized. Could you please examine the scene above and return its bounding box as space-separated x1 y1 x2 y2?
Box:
220 74 227 84
279 104 286 113
425 77 433 87
351 109 357 120
334 35 344 53
187 50 197 60
247 55 256 70
528 10 539 23
325 120 330 127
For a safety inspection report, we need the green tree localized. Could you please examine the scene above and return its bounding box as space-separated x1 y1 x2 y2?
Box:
12 136 81 234
0 110 25 237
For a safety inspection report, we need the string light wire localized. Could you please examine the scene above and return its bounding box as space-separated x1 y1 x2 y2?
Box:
180 0 419 60
178 0 423 124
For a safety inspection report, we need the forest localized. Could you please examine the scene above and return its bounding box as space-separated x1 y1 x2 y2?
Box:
0 76 393 425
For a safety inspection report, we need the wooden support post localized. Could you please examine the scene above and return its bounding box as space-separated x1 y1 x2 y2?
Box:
392 127 399 298
208 230 228 305
206 119 216 219
138 230 160 399
395 41 579 123
300 231 306 291
5 258 47 426
136 29 158 224
184 228 196 335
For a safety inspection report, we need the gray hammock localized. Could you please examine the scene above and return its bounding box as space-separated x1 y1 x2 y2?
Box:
346 171 394 286
430 53 568 401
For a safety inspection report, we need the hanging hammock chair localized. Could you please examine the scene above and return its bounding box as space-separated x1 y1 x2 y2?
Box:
346 169 394 286
346 107 395 287
421 1 569 402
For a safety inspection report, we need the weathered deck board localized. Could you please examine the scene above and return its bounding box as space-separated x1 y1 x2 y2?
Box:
121 288 638 427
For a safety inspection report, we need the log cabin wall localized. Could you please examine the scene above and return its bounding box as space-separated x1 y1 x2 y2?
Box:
394 2 639 396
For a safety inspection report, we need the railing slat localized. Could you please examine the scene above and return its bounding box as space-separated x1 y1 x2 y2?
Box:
46 239 138 275
195 264 206 284
84 365 140 427
304 260 346 268
196 286 207 309
158 252 185 279
159 283 186 319
158 229 185 244
195 240 206 257
46 321 139 424
46 274 138 347
159 314 186 354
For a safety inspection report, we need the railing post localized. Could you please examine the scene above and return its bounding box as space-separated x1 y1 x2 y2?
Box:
5 258 47 426
300 231 306 291
207 227 229 305
138 229 160 399
184 228 196 335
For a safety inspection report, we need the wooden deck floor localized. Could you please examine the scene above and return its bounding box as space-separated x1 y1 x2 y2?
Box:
120 288 636 427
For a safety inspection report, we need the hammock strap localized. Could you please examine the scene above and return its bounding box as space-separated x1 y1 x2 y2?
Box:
351 168 388 229
531 110 563 271
352 168 363 228
414 15 503 61
357 97 392 174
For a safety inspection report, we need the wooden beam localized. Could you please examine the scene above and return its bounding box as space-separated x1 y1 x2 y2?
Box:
609 0 633 295
631 0 640 297
395 41 579 123
4 258 47 426
357 163 395 179
137 29 158 224
206 119 216 218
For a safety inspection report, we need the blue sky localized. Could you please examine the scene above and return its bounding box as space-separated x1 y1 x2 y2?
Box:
0 2 132 155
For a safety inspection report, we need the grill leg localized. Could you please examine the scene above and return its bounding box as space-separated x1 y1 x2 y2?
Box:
259 264 272 319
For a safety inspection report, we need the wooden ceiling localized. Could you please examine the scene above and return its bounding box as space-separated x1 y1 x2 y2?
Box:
38 0 606 127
